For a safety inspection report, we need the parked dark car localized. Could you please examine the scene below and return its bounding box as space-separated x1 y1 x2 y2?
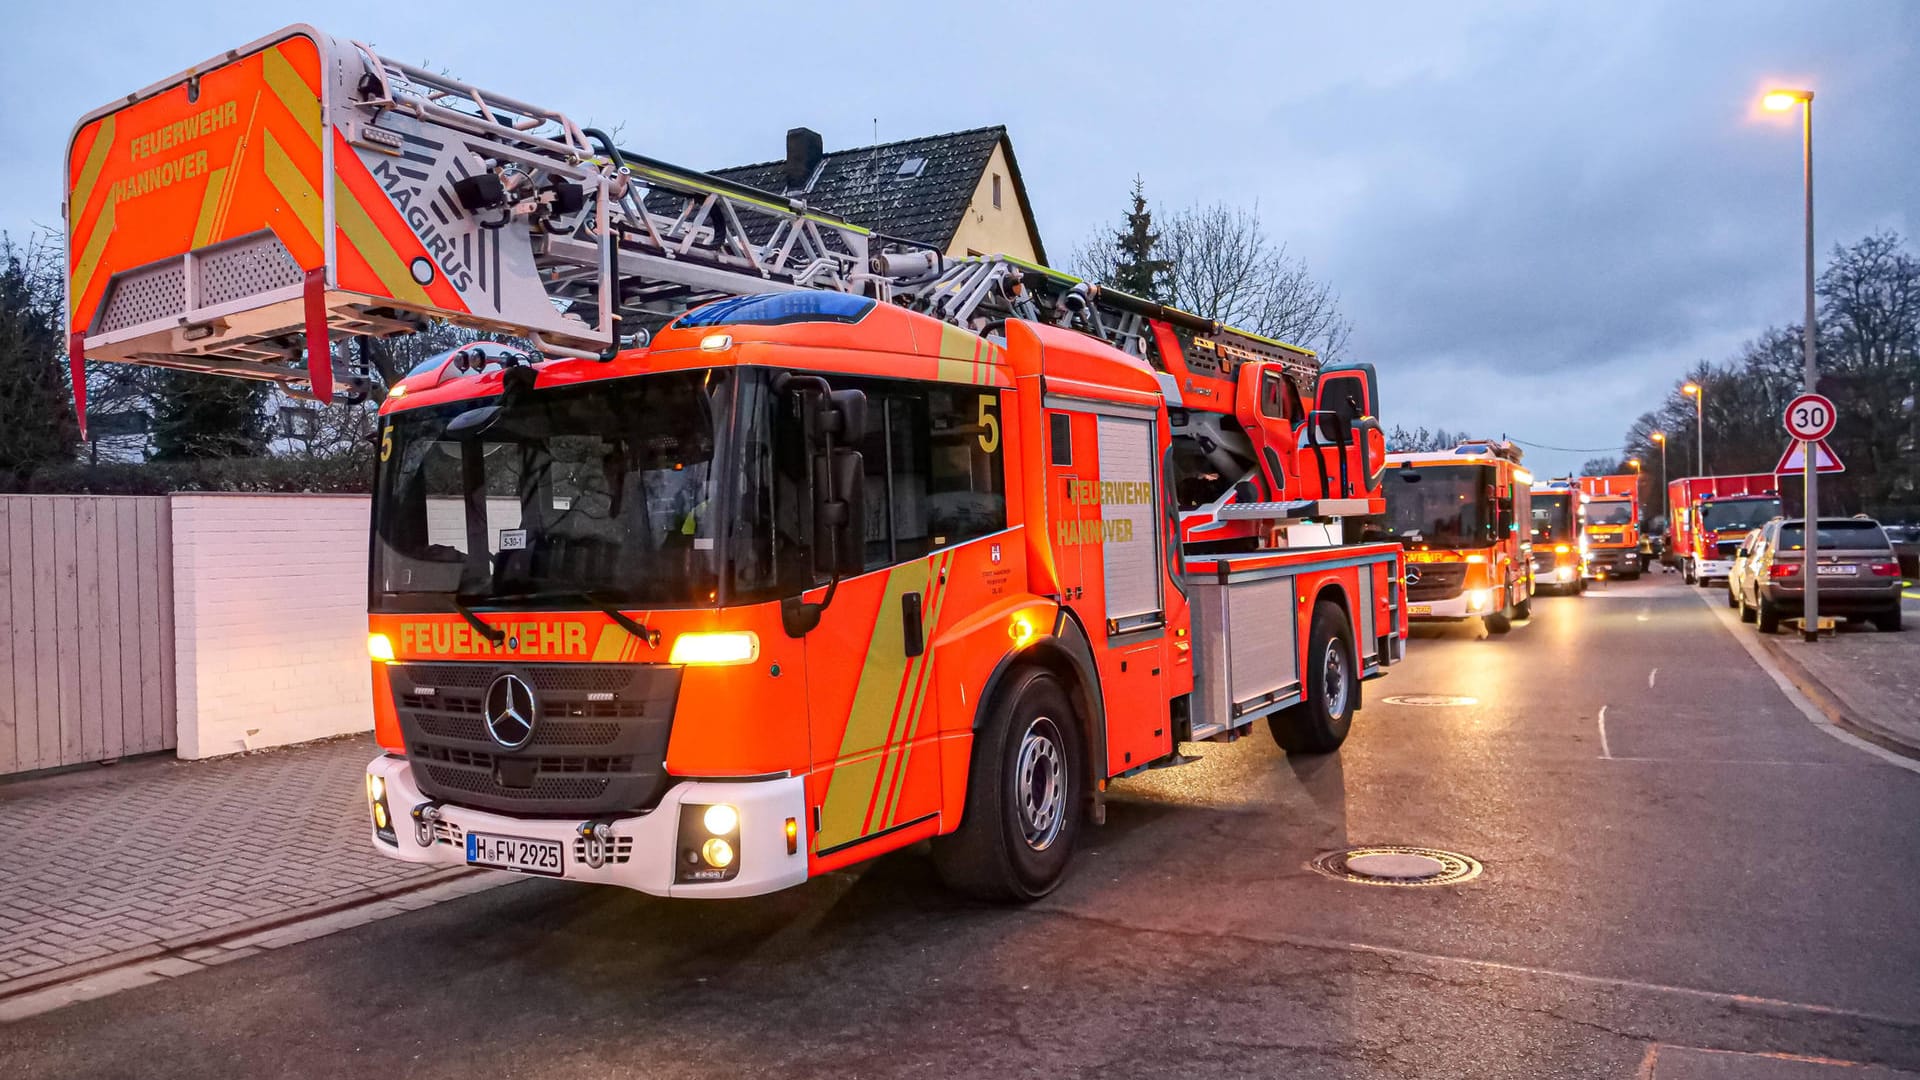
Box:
1885 522 1920 580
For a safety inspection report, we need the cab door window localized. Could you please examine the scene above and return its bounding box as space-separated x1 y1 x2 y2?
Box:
850 378 1007 572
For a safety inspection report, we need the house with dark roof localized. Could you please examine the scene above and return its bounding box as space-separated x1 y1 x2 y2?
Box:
709 126 1047 265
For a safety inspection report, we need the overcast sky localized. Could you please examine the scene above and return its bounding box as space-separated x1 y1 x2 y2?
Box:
4 1 1913 477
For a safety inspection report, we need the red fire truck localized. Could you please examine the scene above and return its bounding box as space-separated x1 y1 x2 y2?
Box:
1669 475 1783 586
1529 479 1585 594
65 26 1405 902
1579 474 1642 580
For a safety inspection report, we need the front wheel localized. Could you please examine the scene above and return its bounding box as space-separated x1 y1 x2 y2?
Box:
933 669 1084 902
1514 594 1533 620
1269 600 1358 754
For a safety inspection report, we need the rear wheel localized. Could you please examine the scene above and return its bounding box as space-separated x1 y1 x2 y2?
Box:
1872 609 1903 633
1758 599 1782 634
1269 600 1358 754
932 669 1084 902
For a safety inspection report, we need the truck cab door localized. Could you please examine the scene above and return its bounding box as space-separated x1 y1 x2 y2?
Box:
1234 361 1303 500
1297 363 1385 504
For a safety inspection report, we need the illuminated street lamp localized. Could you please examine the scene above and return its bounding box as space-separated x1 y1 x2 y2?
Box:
1762 85 1821 643
1681 382 1704 474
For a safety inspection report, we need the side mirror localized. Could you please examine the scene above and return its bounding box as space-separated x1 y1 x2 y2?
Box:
813 447 867 577
826 389 868 444
1736 546 1749 558
1397 462 1422 483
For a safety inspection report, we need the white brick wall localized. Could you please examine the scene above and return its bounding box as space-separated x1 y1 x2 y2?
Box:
171 495 373 759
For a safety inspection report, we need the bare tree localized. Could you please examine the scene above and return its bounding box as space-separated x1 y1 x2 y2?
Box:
1161 202 1351 361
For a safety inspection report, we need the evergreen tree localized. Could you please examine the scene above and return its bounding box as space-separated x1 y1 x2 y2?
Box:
150 372 271 461
0 234 78 472
1108 177 1171 303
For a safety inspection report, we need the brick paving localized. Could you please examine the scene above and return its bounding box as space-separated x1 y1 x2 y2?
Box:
0 736 445 987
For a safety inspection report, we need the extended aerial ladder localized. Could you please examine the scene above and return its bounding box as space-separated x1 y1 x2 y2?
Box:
66 24 1378 518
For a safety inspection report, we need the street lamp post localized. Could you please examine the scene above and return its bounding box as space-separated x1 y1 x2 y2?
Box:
1765 87 1819 643
1682 382 1705 475
1652 432 1668 522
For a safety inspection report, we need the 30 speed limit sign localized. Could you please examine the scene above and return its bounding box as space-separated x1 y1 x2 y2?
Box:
1784 393 1836 441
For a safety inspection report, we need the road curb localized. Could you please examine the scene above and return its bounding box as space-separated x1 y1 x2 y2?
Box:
1756 635 1920 763
0 866 492 1008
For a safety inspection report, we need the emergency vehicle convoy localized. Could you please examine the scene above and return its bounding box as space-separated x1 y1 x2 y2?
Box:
1670 474 1783 586
1579 474 1642 579
65 26 1405 902
1528 479 1585 593
1375 441 1534 632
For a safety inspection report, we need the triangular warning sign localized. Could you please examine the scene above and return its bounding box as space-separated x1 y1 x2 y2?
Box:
1774 438 1845 474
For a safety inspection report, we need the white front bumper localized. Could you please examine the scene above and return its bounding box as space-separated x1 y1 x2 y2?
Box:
365 755 810 899
1405 590 1497 620
1696 557 1733 579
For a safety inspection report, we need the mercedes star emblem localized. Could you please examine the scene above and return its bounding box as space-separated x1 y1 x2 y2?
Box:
484 673 537 749
1405 565 1422 585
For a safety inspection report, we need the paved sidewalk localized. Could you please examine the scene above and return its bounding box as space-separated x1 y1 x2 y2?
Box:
0 736 461 989
1763 621 1920 755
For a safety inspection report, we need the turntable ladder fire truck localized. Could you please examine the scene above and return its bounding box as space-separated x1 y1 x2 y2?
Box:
66 25 1405 901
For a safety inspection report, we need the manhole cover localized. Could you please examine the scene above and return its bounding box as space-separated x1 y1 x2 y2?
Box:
1310 846 1483 887
1382 695 1479 707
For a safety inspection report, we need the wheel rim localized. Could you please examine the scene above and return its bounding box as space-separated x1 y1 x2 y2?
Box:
1322 640 1351 718
1015 716 1067 851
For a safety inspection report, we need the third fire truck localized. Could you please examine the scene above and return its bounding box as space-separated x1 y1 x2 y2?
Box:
1528 478 1584 594
65 26 1405 903
1377 441 1534 632
1579 474 1642 580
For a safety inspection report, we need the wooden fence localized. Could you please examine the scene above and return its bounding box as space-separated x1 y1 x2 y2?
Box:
0 496 175 774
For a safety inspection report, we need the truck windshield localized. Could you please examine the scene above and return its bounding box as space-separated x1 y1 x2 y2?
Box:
1376 464 1495 547
1587 500 1633 526
1531 493 1573 543
1701 497 1781 533
371 369 733 611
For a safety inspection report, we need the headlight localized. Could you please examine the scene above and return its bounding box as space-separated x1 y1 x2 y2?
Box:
1558 566 1575 582
367 633 395 661
703 804 738 835
700 838 735 868
669 631 760 666
1468 588 1491 612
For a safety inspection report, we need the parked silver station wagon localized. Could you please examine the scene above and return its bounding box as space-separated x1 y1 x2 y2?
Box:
1733 517 1904 634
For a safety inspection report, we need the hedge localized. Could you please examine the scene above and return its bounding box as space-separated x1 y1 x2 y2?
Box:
0 456 373 495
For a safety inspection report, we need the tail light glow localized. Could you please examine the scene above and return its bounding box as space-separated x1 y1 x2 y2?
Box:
1769 562 1799 578
1871 562 1900 577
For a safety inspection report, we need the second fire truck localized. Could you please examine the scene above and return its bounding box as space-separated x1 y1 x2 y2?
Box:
1377 441 1534 632
1579 474 1643 580
65 26 1406 903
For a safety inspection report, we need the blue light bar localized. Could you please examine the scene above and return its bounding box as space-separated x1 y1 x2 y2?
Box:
673 292 875 329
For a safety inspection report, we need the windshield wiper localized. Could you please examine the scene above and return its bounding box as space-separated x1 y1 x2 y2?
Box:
450 595 508 648
476 589 661 649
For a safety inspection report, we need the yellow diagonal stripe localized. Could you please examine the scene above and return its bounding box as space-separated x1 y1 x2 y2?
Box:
262 45 320 144
334 177 433 308
191 167 229 248
69 195 117 319
68 116 116 238
261 128 322 247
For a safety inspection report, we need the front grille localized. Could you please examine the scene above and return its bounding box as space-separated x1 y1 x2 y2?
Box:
1716 540 1743 557
1407 563 1467 602
393 662 681 816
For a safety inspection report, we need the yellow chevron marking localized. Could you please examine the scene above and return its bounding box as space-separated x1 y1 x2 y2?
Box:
68 195 117 320
262 128 322 248
590 626 627 662
881 551 954 827
261 45 321 145
68 116 115 242
334 175 433 307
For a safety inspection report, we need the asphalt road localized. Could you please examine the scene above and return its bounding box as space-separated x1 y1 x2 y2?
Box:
5 577 1919 1079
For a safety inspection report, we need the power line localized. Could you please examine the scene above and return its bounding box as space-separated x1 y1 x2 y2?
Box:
1506 436 1630 454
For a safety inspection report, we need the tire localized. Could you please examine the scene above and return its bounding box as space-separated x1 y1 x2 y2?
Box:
1757 599 1781 634
1514 594 1533 620
1726 585 1739 609
932 669 1084 902
1622 570 1642 581
1484 610 1513 634
1739 592 1757 623
1269 600 1358 754
1872 609 1903 633
1683 561 1695 584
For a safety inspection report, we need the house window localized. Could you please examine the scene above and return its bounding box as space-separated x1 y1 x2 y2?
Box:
991 173 1002 209
279 406 316 440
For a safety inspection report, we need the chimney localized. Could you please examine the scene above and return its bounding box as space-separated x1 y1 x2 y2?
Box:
784 127 824 191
